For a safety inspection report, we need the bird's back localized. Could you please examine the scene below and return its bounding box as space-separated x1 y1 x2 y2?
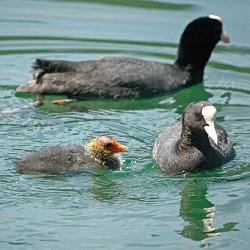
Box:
16 145 95 173
18 57 190 98
210 124 235 162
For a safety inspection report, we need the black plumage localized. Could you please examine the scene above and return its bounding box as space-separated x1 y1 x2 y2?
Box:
152 101 235 173
16 15 229 99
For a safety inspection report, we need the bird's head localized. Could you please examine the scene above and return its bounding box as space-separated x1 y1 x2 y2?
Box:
86 135 127 162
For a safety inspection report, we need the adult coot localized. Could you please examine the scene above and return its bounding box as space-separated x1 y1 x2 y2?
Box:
16 15 229 99
16 135 127 173
152 101 235 173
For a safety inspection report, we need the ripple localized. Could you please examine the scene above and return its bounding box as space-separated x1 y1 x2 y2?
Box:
53 0 197 11
1 0 250 248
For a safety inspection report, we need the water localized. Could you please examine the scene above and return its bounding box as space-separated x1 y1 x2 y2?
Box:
0 0 250 249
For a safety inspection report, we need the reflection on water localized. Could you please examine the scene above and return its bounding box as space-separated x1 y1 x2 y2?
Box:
88 171 125 201
53 0 196 11
180 182 218 242
179 181 238 246
14 82 212 113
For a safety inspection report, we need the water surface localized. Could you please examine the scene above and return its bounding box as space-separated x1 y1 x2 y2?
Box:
0 0 249 249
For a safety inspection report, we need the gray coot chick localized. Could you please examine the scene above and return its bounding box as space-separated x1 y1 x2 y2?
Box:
16 135 127 173
152 101 235 173
16 15 229 99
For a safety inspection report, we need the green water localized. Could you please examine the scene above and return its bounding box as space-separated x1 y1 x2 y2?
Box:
0 0 250 249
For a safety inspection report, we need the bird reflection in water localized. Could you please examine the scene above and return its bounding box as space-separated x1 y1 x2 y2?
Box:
179 181 238 247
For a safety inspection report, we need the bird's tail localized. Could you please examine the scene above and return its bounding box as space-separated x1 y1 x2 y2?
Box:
31 58 73 82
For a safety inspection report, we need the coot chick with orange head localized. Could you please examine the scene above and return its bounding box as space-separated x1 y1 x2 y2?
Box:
153 101 235 173
16 136 127 173
16 15 229 99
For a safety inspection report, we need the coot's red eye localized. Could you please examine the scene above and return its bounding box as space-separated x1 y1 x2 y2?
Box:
196 113 203 121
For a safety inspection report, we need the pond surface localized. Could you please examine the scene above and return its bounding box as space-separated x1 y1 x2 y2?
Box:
0 0 250 249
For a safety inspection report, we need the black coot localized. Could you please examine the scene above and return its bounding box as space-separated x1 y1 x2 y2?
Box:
16 15 229 99
152 101 235 173
16 136 127 173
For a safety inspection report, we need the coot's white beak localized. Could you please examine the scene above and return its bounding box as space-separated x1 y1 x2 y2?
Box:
208 15 230 43
221 30 230 43
202 105 218 145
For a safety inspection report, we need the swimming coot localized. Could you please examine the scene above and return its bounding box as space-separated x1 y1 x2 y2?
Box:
16 135 127 173
16 15 229 99
152 101 235 173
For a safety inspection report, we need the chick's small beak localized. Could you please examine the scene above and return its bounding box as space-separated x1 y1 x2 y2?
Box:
111 141 128 153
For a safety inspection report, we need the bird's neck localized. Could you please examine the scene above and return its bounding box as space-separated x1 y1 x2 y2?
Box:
179 126 211 152
85 142 112 163
174 42 216 85
179 127 193 148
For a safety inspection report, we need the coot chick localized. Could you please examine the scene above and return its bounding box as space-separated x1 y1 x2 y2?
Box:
16 15 229 99
152 101 235 173
16 135 127 173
